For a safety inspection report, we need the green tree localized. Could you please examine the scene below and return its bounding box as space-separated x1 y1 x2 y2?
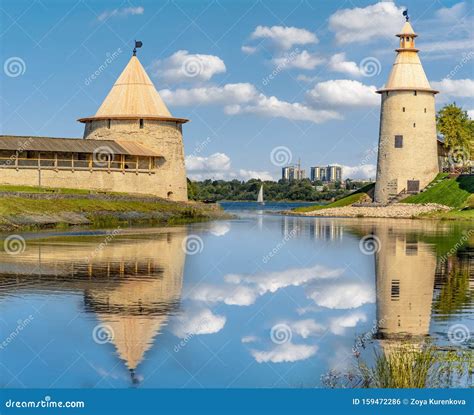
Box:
436 103 473 164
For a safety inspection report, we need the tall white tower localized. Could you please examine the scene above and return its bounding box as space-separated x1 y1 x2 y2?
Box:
374 17 439 204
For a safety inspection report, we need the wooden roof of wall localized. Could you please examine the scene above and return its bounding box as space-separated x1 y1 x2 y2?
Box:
0 135 161 157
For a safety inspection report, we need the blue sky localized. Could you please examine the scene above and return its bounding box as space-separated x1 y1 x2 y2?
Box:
1 0 473 180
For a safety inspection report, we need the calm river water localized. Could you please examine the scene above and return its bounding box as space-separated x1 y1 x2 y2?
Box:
0 202 472 388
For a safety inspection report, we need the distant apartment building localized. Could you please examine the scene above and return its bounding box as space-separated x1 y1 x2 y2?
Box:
282 165 306 181
310 165 342 183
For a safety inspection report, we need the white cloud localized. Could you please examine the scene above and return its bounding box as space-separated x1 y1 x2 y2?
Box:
329 2 404 44
330 312 367 335
151 50 226 84
420 39 474 54
431 78 474 97
171 308 226 338
208 222 231 237
273 50 325 70
241 335 258 343
98 6 144 21
251 342 317 363
467 109 474 119
187 284 259 306
307 281 375 309
162 83 341 124
229 95 342 124
251 25 318 50
238 169 274 181
434 2 467 21
328 53 363 77
290 319 326 338
296 74 319 83
307 79 379 107
241 45 257 54
225 264 344 295
160 83 258 106
185 152 231 172
185 152 274 181
339 164 376 180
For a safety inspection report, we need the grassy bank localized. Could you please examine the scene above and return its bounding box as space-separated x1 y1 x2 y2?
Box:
0 185 229 231
403 174 474 220
293 183 375 213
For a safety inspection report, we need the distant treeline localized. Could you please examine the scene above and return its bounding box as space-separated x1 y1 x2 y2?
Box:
187 178 369 202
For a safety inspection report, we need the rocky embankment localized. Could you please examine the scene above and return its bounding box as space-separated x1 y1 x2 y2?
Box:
288 203 451 219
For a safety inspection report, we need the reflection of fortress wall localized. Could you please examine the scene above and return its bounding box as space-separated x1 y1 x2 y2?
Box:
0 229 186 372
374 226 436 340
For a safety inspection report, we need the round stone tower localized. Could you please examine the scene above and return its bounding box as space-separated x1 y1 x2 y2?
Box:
78 53 188 201
374 19 439 204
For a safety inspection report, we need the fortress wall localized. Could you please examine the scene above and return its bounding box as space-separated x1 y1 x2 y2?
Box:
374 90 439 203
84 119 187 201
0 167 170 197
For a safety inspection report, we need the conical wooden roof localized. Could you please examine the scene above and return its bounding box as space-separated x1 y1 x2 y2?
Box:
78 56 188 123
398 21 416 36
377 21 437 94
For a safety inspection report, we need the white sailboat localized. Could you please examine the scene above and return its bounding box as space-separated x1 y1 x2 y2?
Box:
257 184 264 205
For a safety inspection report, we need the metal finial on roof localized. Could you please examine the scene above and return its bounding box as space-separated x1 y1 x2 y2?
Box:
132 40 143 56
402 9 409 22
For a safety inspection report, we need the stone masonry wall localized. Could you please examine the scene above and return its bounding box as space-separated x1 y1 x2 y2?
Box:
374 90 439 203
83 119 188 201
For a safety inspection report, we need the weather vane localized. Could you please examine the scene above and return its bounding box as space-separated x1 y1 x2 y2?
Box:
402 9 409 22
133 40 143 56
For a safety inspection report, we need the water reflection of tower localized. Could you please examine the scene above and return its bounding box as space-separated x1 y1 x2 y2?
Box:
373 225 436 344
0 229 186 382
281 216 302 238
309 219 344 241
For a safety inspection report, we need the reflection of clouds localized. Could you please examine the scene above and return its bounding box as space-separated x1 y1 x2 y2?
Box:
189 265 343 307
170 308 226 338
187 284 258 306
329 311 367 335
225 265 343 294
307 281 375 309
251 343 318 363
208 222 231 237
290 319 326 338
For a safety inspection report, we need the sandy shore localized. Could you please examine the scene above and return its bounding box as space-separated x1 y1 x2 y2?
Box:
286 203 451 219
